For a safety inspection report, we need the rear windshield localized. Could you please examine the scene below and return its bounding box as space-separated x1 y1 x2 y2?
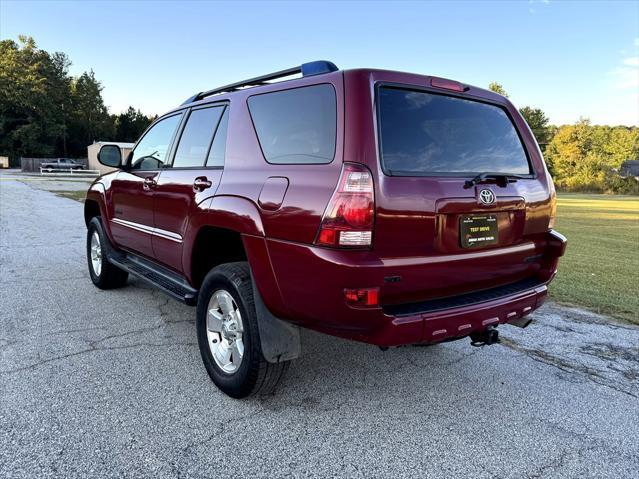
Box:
378 87 530 176
248 84 336 164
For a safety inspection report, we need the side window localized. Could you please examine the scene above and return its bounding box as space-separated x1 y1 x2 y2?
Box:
206 107 229 167
130 114 182 170
248 84 337 164
172 106 224 168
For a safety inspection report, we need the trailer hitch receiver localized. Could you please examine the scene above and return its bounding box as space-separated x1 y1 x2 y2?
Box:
470 326 500 347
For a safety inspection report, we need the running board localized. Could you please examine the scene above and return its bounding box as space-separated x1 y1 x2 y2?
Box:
107 252 198 306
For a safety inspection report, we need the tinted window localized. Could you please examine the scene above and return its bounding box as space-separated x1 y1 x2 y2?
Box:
378 87 530 176
173 106 224 168
131 114 182 170
248 84 336 164
206 107 229 167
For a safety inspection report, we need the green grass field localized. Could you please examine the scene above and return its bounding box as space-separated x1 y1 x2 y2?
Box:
55 190 86 202
552 193 639 324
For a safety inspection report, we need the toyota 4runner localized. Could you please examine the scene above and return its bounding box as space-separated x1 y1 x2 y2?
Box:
85 61 566 398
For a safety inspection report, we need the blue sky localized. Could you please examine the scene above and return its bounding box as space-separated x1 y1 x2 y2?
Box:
2 0 638 125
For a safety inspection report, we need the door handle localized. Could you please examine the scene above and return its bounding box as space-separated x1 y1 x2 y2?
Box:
193 177 212 191
143 177 157 190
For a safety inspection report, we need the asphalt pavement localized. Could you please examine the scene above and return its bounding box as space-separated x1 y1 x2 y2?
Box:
1 169 638 478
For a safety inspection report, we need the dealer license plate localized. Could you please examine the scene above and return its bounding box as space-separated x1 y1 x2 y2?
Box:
460 215 498 248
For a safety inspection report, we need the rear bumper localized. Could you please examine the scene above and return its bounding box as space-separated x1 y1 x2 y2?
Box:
379 280 548 346
264 230 566 347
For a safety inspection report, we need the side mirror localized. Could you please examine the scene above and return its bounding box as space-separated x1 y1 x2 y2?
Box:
97 144 122 168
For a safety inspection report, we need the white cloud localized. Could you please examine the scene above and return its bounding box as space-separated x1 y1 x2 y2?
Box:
528 0 550 14
589 40 639 125
610 40 639 90
588 90 639 126
623 56 639 67
610 66 638 89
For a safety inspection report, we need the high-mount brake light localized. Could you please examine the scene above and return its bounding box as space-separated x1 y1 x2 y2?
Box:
316 163 374 248
430 77 468 92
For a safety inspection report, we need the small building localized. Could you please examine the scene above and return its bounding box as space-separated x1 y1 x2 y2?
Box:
87 141 135 175
0 156 9 168
619 160 639 179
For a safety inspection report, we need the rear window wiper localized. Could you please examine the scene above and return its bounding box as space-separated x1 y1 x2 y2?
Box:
464 173 527 189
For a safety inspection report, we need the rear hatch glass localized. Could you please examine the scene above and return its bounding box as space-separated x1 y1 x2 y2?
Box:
377 86 531 176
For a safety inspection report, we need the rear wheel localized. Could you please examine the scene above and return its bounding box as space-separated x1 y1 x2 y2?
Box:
196 262 289 398
86 217 128 289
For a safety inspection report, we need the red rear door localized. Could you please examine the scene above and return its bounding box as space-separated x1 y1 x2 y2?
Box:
152 104 229 272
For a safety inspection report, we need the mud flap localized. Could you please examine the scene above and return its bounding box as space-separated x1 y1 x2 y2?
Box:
251 278 301 363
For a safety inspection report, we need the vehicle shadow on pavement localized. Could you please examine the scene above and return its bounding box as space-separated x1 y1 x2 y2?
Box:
111 278 489 409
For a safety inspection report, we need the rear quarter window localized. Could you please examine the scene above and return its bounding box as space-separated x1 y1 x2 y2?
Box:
248 84 337 164
378 86 531 176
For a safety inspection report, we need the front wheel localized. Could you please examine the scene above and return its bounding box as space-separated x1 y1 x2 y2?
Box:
196 262 289 398
86 217 129 289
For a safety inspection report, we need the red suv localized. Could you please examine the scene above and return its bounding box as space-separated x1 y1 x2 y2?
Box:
85 61 566 398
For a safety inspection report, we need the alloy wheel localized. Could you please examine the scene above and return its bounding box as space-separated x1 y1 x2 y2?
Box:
90 231 102 276
206 289 244 374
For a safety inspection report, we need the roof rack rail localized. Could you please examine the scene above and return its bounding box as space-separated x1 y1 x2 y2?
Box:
181 60 338 105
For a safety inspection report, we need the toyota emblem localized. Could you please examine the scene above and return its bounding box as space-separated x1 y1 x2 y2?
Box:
479 189 495 205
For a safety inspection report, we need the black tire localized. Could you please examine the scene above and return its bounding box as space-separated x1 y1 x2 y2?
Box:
86 217 129 289
196 262 289 399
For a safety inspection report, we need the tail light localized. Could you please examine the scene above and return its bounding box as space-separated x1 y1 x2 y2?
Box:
548 186 557 230
344 287 379 308
316 163 374 248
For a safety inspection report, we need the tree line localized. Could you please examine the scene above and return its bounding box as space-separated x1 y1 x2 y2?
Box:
1 36 637 193
488 82 639 194
0 36 155 165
